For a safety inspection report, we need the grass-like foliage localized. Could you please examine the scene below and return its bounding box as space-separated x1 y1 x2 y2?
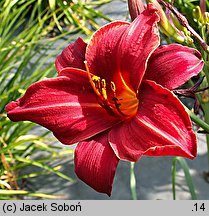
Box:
0 0 112 199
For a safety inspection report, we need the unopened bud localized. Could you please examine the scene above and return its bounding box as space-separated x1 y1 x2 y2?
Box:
193 6 204 25
147 0 185 43
202 90 209 103
200 0 206 14
128 0 145 21
170 13 193 44
203 12 209 24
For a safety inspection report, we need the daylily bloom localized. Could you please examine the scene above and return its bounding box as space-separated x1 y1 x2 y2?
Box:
6 5 203 196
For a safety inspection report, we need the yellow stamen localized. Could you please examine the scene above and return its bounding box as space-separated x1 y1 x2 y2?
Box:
84 60 138 119
84 61 103 100
84 60 109 102
101 79 107 100
110 81 116 93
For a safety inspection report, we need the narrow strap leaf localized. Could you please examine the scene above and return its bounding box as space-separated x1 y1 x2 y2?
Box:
172 157 197 200
130 162 137 200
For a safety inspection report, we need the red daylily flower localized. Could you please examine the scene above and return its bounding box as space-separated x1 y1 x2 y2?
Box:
6 5 204 196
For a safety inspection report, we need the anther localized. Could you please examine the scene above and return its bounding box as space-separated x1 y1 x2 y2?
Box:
84 60 103 100
93 79 101 90
111 81 116 93
101 79 106 88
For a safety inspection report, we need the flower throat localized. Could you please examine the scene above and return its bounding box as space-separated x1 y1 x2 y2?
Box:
84 61 139 119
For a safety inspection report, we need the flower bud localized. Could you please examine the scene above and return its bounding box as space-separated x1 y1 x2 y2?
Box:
128 0 145 20
203 12 209 24
169 12 193 44
147 0 185 43
193 5 209 27
200 0 206 14
193 6 204 25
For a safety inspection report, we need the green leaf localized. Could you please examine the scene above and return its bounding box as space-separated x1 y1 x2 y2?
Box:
0 0 112 200
130 162 137 200
185 106 209 134
48 0 56 11
172 157 197 200
0 135 44 154
0 189 64 199
14 156 75 183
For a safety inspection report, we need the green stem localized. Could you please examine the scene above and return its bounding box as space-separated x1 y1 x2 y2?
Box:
130 162 137 200
172 159 177 200
200 25 208 61
186 103 209 170
185 106 209 133
158 0 209 52
201 102 209 171
172 157 197 200
0 189 64 199
198 3 209 171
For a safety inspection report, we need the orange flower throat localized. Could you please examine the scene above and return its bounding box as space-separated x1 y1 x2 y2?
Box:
85 61 139 119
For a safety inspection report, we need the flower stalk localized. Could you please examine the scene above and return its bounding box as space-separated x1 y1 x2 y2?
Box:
172 157 197 200
202 102 209 170
185 106 209 134
157 0 209 53
156 1 209 172
148 0 186 43
130 162 137 200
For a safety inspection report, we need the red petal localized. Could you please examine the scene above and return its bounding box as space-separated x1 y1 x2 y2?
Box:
117 4 160 91
74 132 119 196
55 38 87 73
145 44 204 89
109 80 197 162
6 68 119 144
85 21 129 83
86 5 160 92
